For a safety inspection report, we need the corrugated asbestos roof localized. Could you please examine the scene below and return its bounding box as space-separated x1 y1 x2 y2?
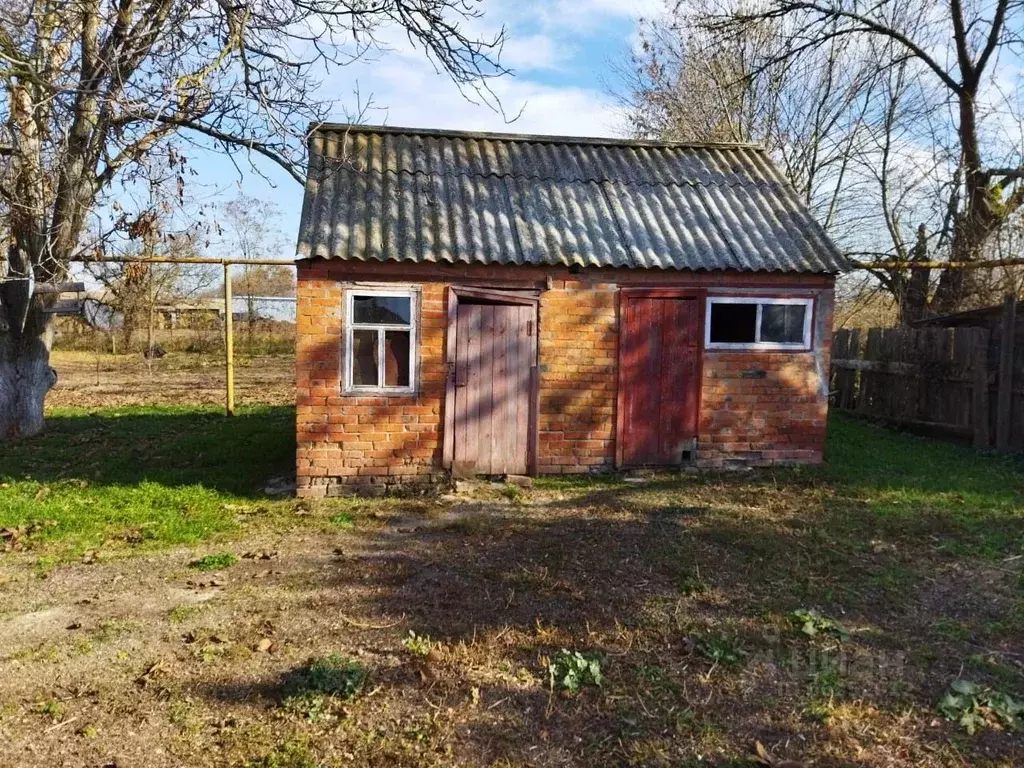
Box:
296 124 848 273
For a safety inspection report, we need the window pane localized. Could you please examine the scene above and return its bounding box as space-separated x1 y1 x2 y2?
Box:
709 302 757 344
760 303 807 344
383 330 411 387
352 329 379 386
353 295 411 325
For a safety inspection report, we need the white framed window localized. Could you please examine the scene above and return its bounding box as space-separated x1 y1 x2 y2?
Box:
343 288 418 394
705 296 814 350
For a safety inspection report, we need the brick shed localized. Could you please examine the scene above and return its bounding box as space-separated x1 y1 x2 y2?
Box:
294 124 847 497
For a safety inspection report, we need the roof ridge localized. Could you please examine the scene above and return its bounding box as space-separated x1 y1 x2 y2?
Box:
310 122 765 152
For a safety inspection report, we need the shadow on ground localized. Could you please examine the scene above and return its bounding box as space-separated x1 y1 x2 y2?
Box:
5 406 295 496
186 479 1022 767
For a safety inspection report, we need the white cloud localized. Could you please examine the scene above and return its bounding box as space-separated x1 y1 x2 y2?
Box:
537 0 664 30
182 0 636 230
501 33 572 72
214 50 622 231
362 53 617 136
556 0 663 17
483 0 663 38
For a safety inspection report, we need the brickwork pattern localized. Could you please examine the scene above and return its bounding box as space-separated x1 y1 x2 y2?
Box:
295 261 834 496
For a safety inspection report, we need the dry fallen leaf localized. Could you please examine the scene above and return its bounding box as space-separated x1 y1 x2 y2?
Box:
136 660 167 688
752 742 772 765
243 550 278 561
750 741 804 768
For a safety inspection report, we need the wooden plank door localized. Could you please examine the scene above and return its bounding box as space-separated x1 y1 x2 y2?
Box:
619 295 701 466
453 302 535 475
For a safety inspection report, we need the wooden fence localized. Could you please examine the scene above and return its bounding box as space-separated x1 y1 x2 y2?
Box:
830 297 1021 451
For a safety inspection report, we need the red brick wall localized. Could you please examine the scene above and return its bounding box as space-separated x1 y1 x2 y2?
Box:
699 292 834 468
295 265 448 496
295 260 834 496
538 280 618 474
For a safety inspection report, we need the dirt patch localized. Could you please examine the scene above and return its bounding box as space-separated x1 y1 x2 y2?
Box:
48 351 294 408
0 487 1021 768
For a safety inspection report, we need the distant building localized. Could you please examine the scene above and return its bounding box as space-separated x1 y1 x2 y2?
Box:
63 290 296 329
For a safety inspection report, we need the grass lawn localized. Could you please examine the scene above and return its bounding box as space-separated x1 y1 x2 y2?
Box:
0 409 1022 767
1 405 298 561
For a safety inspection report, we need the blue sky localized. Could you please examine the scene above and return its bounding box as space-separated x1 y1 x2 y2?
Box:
197 0 660 258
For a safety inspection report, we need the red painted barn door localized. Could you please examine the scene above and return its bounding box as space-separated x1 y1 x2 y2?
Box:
453 302 535 475
619 294 701 466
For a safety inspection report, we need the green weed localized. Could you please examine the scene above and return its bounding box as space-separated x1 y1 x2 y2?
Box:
696 633 747 668
676 568 708 596
328 512 354 530
548 650 603 694
167 604 207 623
35 700 64 721
243 739 321 768
189 552 238 571
402 630 435 658
502 483 523 502
790 608 850 642
280 654 366 720
938 679 1023 734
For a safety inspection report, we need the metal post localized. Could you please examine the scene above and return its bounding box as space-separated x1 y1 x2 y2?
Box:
224 262 235 416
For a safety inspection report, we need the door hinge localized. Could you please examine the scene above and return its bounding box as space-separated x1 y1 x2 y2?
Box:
527 319 534 337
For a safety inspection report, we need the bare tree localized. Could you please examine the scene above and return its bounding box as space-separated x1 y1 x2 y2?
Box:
620 0 888 238
216 194 289 348
87 226 215 352
702 0 1024 318
0 0 507 439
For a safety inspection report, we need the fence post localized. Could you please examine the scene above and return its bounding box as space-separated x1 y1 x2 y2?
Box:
996 294 1016 450
857 328 880 415
972 327 991 449
224 262 235 417
830 329 847 407
846 329 860 410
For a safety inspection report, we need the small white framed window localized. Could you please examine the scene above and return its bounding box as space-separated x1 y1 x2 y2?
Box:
343 288 418 394
705 296 814 350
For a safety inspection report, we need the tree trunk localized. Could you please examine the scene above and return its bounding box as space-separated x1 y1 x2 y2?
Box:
932 262 975 314
898 224 932 324
0 324 56 440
